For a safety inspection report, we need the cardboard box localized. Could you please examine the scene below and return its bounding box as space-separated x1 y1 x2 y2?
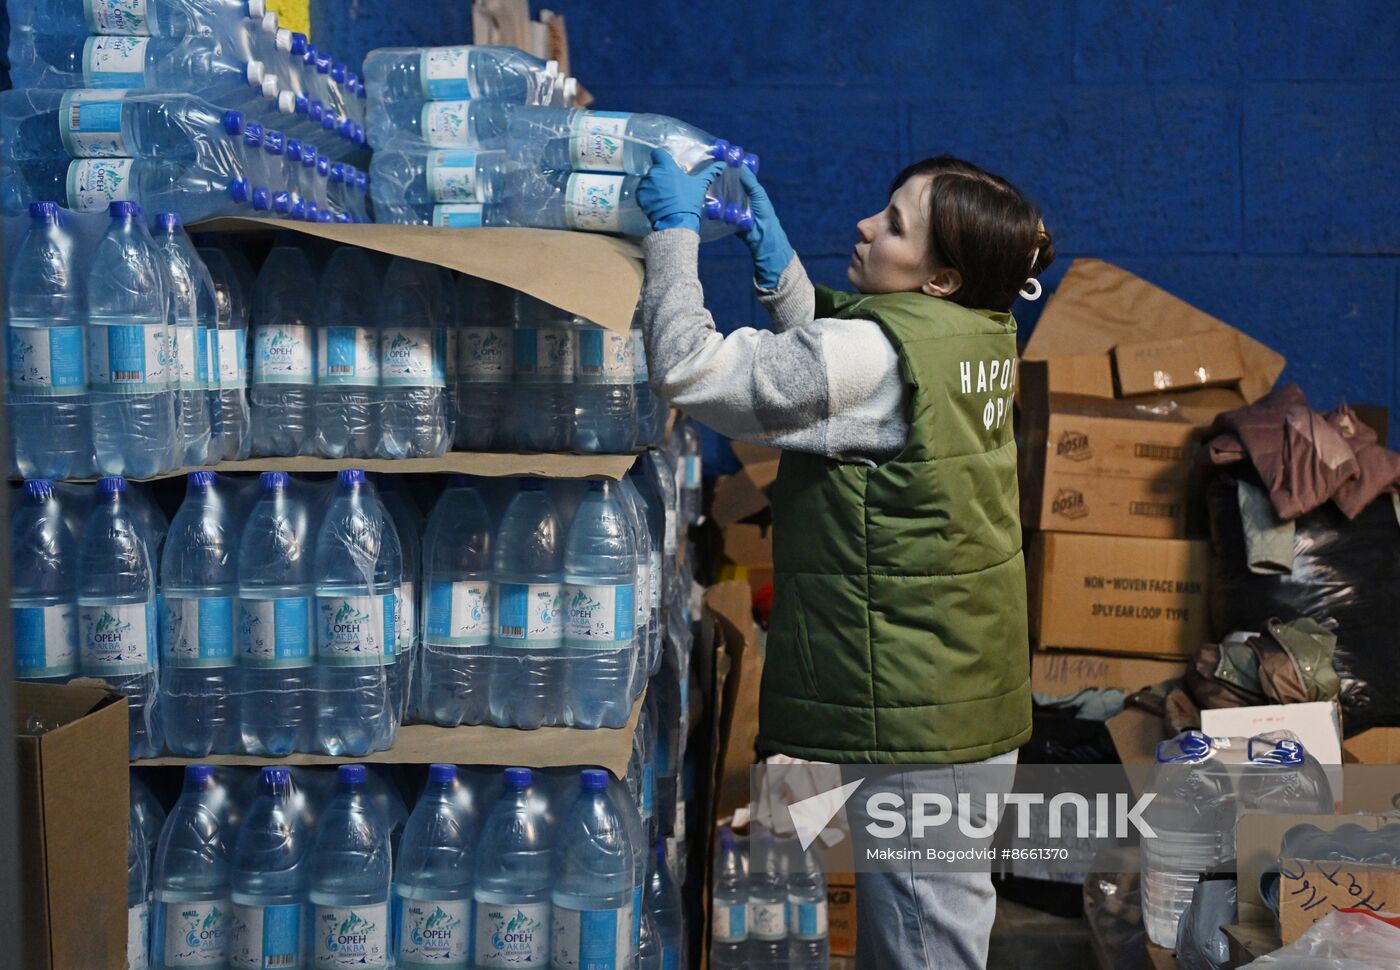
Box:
17 682 131 970
1031 650 1185 695
827 877 857 958
1343 728 1400 765
1278 862 1400 944
1019 363 1204 538
1028 532 1211 657
1033 352 1116 398
1201 702 1344 766
1113 330 1246 397
1223 923 1282 967
1023 259 1285 403
711 442 781 528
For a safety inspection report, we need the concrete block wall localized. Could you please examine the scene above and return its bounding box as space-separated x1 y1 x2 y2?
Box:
314 0 1400 452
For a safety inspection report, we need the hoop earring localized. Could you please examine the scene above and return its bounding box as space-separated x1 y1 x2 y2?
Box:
1020 278 1043 302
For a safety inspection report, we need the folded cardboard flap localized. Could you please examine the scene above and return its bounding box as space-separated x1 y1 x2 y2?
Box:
1112 330 1245 397
14 679 122 731
1024 259 1285 403
192 217 645 334
1343 727 1400 765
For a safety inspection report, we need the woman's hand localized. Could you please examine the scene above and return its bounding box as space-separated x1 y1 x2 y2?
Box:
738 165 794 289
637 149 726 233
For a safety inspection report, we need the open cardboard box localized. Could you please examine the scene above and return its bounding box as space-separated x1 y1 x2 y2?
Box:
1031 650 1185 695
16 682 131 970
711 442 782 529
1112 330 1246 397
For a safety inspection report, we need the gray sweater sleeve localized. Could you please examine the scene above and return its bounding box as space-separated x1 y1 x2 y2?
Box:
755 255 817 333
641 229 908 463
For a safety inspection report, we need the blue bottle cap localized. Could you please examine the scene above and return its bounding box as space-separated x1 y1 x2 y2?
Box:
357 84 367 100
353 124 367 147
317 210 335 223
189 470 216 489
723 203 744 225
656 836 667 864
347 71 360 89
245 120 263 141
720 827 735 849
27 200 59 220
315 55 331 74
329 163 346 184
317 155 331 177
337 764 367 785
334 212 352 223
580 768 609 791
23 479 54 500
743 152 760 175
702 197 723 220
331 63 347 83
294 94 309 118
228 178 251 205
428 763 457 784
519 478 544 492
503 767 532 790
264 131 285 155
108 200 141 218
273 191 292 214
338 468 366 486
321 112 337 132
291 200 307 221
286 138 303 159
337 119 355 141
302 147 318 169
185 764 214 785
222 110 244 137
709 139 730 160
309 100 324 122
305 43 317 63
260 765 291 789
260 470 288 490
155 211 180 232
724 144 744 167
251 188 271 211
306 203 321 222
290 32 308 56
735 209 755 231
97 476 126 494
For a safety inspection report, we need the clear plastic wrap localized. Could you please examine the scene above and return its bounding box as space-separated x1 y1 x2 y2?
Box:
1207 473 1400 734
1244 911 1400 969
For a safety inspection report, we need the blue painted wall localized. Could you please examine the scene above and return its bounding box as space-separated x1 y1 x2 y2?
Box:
315 0 1400 455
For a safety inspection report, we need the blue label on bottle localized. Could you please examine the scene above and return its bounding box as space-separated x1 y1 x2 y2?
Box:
88 322 169 392
319 326 381 386
632 885 642 948
8 324 87 396
661 945 679 970
578 909 621 970
262 902 301 967
420 47 473 99
195 326 211 387
13 605 79 679
383 592 398 659
494 582 563 646
432 204 485 228
237 595 313 668
161 595 235 668
642 762 655 817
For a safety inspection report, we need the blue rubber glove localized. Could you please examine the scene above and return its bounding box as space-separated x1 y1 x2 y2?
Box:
738 165 794 288
637 149 725 233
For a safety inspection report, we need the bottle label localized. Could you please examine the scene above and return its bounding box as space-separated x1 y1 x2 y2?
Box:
568 111 631 173
473 900 549 968
398 897 471 968
421 47 475 99
649 550 661 610
493 582 563 646
314 902 389 969
663 509 677 555
253 325 314 384
445 328 459 382
381 327 442 387
85 0 150 35
660 945 679 970
422 100 478 148
318 326 380 386
684 456 701 489
749 901 787 941
317 594 388 666
175 325 199 389
87 322 168 392
564 174 625 233
789 899 828 940
551 903 632 970
458 326 509 383
60 90 127 156
563 583 635 647
633 562 649 627
128 900 150 970
397 581 415 648
432 204 485 229
83 36 149 88
426 579 491 646
574 329 632 385
8 324 87 396
80 601 154 674
427 151 480 203
228 901 301 970
384 591 399 659
711 903 746 943
513 328 574 382
153 898 229 967
214 330 247 389
12 604 79 679
641 762 655 817
160 595 235 668
630 330 648 382
237 595 313 668
196 327 211 388
66 157 134 211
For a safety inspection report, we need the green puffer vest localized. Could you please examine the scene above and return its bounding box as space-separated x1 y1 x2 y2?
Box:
757 286 1032 764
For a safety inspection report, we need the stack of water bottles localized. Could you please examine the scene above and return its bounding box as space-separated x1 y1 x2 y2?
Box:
1140 730 1333 948
712 825 831 970
128 761 678 970
3 0 372 223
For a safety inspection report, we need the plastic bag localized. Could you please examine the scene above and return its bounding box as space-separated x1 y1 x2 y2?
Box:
1244 910 1400 968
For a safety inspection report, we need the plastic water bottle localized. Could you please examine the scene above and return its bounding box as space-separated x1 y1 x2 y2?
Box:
503 170 653 237
376 484 413 731
507 293 574 452
2 154 249 218
10 480 79 685
420 477 493 727
369 148 506 218
364 45 559 104
631 314 661 449
393 763 476 970
710 829 747 969
645 838 683 970
376 257 449 458
237 471 315 756
748 827 788 965
159 472 239 757
787 837 828 969
453 275 512 451
153 213 213 467
573 320 637 454
614 478 653 691
250 238 316 456
315 470 396 757
472 766 553 970
228 766 309 970
619 476 660 680
561 481 638 728
87 201 176 478
676 418 703 527
312 245 380 458
197 244 251 462
627 465 665 680
150 764 230 970
6 202 90 480
509 106 731 175
626 700 655 840
551 769 636 970
79 476 160 759
366 96 510 151
129 801 152 970
131 770 168 877
490 480 563 728
308 764 393 970
15 33 271 102
0 89 246 163
11 0 268 40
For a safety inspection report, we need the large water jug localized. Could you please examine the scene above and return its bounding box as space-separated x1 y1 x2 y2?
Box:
551 769 637 970
228 766 310 970
393 763 477 970
153 213 213 467
308 764 393 969
150 764 231 970
363 45 559 104
473 766 553 969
